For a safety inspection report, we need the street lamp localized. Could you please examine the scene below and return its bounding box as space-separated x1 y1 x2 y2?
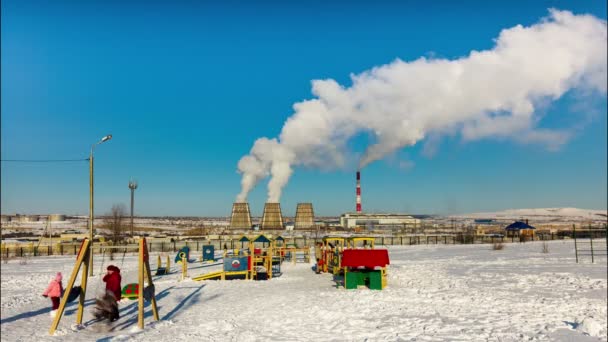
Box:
89 134 112 276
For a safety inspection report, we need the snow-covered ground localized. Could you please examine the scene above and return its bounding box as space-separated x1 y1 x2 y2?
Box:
1 240 606 341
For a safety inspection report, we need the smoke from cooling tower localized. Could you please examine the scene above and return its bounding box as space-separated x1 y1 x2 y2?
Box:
236 9 607 203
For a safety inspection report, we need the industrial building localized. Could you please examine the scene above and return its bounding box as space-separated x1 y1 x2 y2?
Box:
339 213 421 230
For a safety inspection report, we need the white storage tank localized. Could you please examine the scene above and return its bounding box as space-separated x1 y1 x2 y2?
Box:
23 215 40 222
49 214 67 222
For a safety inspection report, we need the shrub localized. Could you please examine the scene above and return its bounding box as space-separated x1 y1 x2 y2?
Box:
542 242 549 254
492 242 504 250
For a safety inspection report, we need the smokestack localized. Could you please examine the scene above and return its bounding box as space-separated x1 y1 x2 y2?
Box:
356 171 361 213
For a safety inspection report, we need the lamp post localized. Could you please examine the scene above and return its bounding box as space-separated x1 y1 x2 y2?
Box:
89 134 112 276
128 179 138 237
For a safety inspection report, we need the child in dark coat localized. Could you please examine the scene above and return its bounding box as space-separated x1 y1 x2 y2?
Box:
94 265 122 322
93 290 120 322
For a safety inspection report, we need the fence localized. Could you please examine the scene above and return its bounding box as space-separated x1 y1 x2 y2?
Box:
4 228 606 259
573 225 608 263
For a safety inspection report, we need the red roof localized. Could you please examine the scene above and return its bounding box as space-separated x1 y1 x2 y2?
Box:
341 249 390 268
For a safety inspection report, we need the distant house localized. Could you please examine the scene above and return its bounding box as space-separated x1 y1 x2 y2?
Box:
504 221 536 239
284 222 295 231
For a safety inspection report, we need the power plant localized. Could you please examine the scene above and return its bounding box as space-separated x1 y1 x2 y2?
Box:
261 202 284 230
229 202 252 229
341 170 420 230
294 203 315 230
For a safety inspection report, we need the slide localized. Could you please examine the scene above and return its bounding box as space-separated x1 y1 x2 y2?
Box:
192 271 224 281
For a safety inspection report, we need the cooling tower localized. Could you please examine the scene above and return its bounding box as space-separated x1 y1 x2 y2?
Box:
229 202 252 229
294 203 315 230
261 202 284 230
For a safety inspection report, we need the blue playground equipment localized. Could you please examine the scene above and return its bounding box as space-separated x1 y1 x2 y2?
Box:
175 246 195 263
202 245 215 262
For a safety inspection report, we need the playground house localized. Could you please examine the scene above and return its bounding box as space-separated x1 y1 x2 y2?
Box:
504 221 536 239
316 236 390 290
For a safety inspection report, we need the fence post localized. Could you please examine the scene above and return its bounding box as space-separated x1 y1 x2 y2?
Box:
590 237 594 264
20 247 23 257
48 245 51 256
173 241 176 252
573 224 578 263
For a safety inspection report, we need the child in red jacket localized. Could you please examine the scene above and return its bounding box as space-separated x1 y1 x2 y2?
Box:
42 272 63 318
103 265 122 301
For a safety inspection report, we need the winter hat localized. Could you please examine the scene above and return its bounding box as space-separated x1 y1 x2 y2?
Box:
107 265 120 272
55 272 63 282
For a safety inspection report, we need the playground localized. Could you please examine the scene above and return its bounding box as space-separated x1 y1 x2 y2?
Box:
1 240 606 341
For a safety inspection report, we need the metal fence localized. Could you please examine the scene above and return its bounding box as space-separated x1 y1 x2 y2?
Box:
4 228 606 259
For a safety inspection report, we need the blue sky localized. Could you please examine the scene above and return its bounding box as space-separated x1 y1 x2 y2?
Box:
1 1 606 217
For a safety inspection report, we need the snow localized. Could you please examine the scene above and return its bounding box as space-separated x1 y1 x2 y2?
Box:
455 208 607 221
1 240 606 341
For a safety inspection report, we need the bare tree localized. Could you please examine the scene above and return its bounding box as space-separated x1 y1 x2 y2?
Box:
108 204 127 244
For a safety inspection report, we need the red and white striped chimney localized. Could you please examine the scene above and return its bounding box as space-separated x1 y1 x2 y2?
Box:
356 171 362 213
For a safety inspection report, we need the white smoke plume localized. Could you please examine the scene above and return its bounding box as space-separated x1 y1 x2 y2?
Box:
236 9 607 203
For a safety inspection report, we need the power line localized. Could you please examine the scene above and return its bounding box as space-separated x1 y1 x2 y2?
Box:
1 158 88 162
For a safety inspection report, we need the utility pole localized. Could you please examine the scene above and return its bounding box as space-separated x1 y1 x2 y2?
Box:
89 134 112 276
129 179 138 237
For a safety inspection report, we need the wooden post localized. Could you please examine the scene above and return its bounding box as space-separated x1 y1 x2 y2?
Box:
76 249 89 325
167 255 170 274
142 239 159 322
49 239 90 335
181 256 187 280
138 239 144 329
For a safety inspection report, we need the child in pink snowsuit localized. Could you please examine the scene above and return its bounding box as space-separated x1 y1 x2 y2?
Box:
42 272 63 316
